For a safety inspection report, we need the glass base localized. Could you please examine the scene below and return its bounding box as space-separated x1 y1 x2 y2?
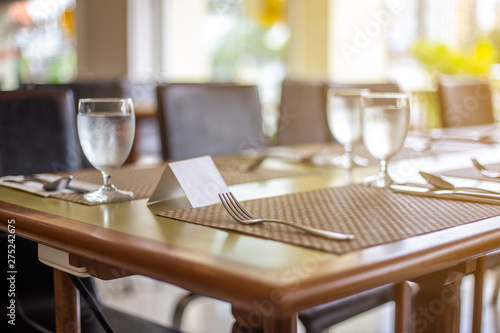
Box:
83 185 134 203
332 152 370 169
363 171 394 188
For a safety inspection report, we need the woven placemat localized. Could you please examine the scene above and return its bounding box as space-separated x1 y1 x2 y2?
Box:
52 158 317 205
159 184 500 254
52 165 165 205
281 141 477 166
439 163 500 182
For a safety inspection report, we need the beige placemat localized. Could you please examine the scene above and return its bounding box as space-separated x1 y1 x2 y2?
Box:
52 165 165 205
159 184 500 254
281 141 478 166
439 163 500 182
52 158 318 205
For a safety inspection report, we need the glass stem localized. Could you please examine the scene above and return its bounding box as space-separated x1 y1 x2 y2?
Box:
344 143 353 168
379 159 388 175
102 173 113 190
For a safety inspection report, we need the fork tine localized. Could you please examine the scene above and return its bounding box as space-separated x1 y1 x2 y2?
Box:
224 193 249 221
218 193 242 221
220 193 249 221
228 192 256 220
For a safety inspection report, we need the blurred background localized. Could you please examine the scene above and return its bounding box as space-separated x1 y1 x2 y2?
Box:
2 0 500 144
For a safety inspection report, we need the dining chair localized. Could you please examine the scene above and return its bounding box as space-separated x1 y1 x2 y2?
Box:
437 78 495 128
275 80 401 146
0 88 181 333
156 83 266 160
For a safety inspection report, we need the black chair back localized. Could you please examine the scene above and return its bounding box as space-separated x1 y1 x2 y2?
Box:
156 83 265 160
0 89 83 176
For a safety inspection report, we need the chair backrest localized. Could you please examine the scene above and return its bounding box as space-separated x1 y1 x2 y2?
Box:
437 79 495 128
276 80 330 145
19 81 124 111
156 83 265 160
0 89 83 176
276 80 400 146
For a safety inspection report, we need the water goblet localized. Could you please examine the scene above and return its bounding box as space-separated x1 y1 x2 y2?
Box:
361 92 410 187
327 88 370 169
77 98 136 203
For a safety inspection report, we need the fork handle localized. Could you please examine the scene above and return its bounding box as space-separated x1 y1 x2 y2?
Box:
259 219 354 240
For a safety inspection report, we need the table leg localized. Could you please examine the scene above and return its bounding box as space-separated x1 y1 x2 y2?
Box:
410 261 475 333
231 306 297 333
472 256 486 333
53 269 80 333
394 281 412 333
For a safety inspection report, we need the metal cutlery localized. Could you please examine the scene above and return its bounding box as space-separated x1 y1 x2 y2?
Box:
419 171 500 195
239 155 268 172
471 158 500 179
414 127 498 152
218 192 354 240
390 184 500 205
5 175 89 193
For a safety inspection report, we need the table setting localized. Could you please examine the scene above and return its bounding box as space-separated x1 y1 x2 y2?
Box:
2 93 500 243
2 94 500 333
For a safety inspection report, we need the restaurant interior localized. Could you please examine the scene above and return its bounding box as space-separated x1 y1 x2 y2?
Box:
2 0 500 332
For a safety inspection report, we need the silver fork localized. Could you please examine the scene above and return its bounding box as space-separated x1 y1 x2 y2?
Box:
471 158 500 179
218 192 355 240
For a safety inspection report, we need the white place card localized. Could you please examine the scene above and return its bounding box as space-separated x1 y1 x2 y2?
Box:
147 156 229 207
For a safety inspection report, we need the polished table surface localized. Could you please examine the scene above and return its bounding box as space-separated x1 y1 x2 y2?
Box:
1 143 500 332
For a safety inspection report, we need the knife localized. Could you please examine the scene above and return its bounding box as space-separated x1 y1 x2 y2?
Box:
390 184 500 205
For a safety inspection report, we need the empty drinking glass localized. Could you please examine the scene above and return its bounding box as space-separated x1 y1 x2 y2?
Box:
361 93 410 187
77 98 136 202
327 88 370 169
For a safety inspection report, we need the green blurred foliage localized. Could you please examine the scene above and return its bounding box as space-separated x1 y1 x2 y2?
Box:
410 37 497 75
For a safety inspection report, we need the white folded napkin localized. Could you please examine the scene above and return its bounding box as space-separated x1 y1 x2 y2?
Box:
0 174 99 197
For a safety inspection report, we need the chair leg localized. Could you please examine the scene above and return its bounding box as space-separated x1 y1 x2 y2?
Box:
172 292 204 330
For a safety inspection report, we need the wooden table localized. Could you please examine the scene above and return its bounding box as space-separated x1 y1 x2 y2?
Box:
1 145 500 333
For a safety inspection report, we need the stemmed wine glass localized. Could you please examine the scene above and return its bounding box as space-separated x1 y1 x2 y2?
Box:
327 88 370 169
361 92 410 187
77 98 136 202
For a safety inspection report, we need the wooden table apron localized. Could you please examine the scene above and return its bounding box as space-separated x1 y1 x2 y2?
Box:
1 153 500 332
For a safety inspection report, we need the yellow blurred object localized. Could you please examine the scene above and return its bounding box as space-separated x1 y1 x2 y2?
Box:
62 7 76 38
245 0 287 27
411 38 496 76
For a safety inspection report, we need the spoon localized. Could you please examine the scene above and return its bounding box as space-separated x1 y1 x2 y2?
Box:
414 127 498 152
419 171 500 195
7 175 73 192
471 158 500 179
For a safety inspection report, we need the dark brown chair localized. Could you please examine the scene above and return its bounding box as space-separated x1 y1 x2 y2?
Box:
437 79 495 128
276 80 331 145
276 80 401 146
0 88 180 333
156 83 266 160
